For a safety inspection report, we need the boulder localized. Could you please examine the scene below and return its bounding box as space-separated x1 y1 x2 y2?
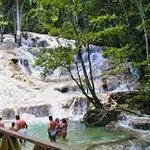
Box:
28 37 39 47
37 39 48 47
83 109 121 126
108 91 138 104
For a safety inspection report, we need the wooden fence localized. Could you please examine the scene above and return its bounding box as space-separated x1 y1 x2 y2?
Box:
0 127 68 150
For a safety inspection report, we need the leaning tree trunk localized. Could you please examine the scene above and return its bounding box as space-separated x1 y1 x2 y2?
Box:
64 5 103 109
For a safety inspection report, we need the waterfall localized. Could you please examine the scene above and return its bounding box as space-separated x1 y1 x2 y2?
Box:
69 97 87 121
0 32 139 121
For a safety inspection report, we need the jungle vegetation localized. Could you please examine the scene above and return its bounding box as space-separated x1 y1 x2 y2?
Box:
0 0 150 110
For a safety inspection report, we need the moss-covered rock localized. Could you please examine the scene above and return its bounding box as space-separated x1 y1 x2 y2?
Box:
83 109 121 126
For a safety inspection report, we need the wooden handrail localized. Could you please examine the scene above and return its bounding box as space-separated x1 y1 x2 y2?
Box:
0 127 69 150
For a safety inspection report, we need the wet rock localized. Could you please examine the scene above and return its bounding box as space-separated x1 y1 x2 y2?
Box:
95 76 121 92
29 37 39 47
108 91 138 104
133 122 150 130
105 121 116 128
11 58 19 64
2 108 15 119
22 32 28 40
37 39 48 47
54 86 69 93
130 117 150 130
83 109 121 126
17 104 51 117
62 99 74 108
86 138 149 150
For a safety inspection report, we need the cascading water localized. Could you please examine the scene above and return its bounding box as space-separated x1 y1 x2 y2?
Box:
0 34 87 121
0 32 140 120
1 33 150 150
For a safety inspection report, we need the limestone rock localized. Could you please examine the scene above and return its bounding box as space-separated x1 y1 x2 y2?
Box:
108 91 138 104
83 109 121 126
2 108 15 119
17 104 51 117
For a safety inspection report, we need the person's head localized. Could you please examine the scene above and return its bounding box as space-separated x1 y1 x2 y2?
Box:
11 122 15 128
15 115 20 120
49 116 53 121
62 118 67 126
55 118 59 123
0 117 2 121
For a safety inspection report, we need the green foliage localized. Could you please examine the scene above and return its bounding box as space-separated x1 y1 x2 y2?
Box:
0 15 7 26
130 78 150 113
137 19 150 29
89 14 117 31
100 64 124 77
97 25 126 37
60 22 76 39
103 45 130 62
0 0 150 108
35 46 76 75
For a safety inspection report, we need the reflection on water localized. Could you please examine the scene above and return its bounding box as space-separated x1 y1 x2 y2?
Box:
27 121 126 150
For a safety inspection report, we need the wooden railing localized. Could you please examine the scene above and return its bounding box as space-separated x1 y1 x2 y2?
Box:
0 127 68 150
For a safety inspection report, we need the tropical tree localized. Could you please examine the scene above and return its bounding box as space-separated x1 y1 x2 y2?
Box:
0 0 36 46
36 0 127 109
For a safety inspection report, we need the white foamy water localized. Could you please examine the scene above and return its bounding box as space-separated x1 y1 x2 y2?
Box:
0 74 37 109
0 32 139 121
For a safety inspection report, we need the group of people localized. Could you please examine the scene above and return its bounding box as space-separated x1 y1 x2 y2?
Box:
0 115 68 143
48 116 68 142
0 115 28 143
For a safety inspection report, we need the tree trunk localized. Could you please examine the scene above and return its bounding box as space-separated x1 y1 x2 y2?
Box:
16 0 22 46
64 4 104 109
0 26 3 42
136 0 149 66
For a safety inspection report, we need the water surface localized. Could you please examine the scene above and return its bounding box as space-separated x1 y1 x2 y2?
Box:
27 121 126 150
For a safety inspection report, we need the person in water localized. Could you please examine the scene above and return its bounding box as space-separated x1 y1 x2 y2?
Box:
48 116 57 142
59 118 68 140
0 117 5 139
9 122 22 149
9 122 16 131
15 115 28 143
55 118 61 137
0 117 4 128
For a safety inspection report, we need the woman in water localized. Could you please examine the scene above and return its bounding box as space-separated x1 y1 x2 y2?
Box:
60 118 68 140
